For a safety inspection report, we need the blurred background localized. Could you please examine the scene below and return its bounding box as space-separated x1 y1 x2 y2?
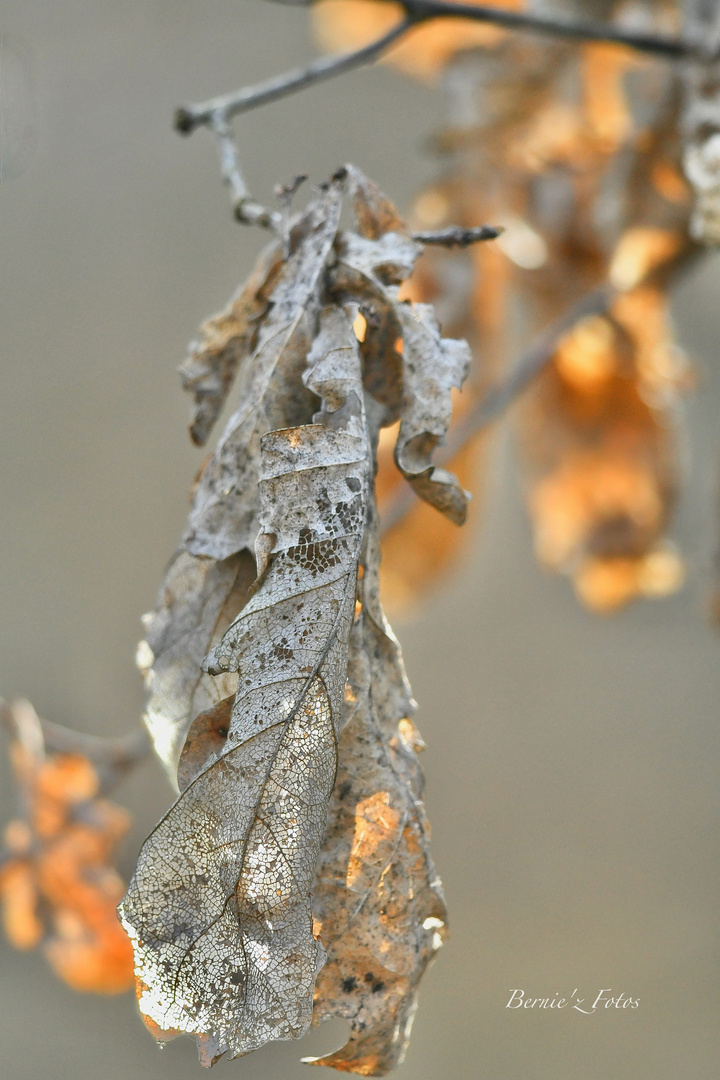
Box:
1 2 719 1077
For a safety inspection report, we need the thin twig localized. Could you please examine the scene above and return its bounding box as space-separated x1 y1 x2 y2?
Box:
400 0 697 59
262 0 699 58
39 720 150 770
210 115 282 229
175 17 415 134
413 225 503 247
264 0 700 59
450 288 612 441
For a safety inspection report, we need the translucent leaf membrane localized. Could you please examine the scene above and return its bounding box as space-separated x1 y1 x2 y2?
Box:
0 700 134 994
121 168 460 1072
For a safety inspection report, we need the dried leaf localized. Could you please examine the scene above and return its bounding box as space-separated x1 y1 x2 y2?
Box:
180 240 284 446
119 306 368 1064
330 183 419 428
139 181 344 784
344 163 407 241
309 553 447 1074
122 169 456 1072
139 550 255 784
176 695 234 792
335 165 477 605
394 303 471 525
185 182 343 561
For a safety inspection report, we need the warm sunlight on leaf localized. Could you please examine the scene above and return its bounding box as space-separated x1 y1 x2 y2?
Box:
120 170 454 1069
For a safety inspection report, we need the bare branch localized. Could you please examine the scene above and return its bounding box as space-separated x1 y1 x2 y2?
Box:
176 5 696 138
39 721 149 772
413 224 502 247
175 16 415 135
263 0 699 59
400 0 697 60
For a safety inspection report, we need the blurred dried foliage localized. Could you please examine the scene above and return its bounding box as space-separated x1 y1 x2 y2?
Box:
0 700 136 994
316 0 703 613
4 3 720 1077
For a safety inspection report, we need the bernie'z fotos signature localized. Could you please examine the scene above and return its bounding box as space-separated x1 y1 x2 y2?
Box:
506 989 639 1013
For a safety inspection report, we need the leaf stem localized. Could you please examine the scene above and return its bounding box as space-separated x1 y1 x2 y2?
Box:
413 225 503 246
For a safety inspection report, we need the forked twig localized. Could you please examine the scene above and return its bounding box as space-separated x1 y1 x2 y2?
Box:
175 16 415 134
175 1 706 223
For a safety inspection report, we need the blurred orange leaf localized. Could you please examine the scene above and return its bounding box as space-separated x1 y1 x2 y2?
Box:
0 699 134 994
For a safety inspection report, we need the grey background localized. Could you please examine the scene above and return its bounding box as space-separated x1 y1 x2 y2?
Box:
1 3 718 1078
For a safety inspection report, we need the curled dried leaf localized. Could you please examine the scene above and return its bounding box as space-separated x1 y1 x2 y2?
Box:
123 168 456 1072
185 181 344 561
139 181 345 785
394 302 472 525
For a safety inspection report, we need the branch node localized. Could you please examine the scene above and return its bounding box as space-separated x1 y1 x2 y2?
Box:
174 106 197 135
